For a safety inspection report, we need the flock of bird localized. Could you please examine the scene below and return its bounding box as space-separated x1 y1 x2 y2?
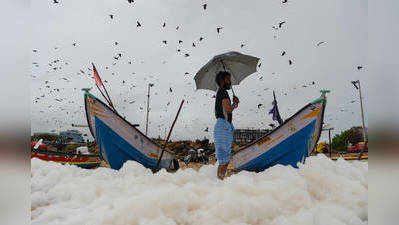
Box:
31 1 364 137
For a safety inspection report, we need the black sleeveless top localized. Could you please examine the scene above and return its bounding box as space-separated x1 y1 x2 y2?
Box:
215 87 232 123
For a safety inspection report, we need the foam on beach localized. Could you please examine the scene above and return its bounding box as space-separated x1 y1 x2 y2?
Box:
31 154 367 225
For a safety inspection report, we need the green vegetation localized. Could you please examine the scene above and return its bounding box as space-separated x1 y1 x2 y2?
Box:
331 126 364 152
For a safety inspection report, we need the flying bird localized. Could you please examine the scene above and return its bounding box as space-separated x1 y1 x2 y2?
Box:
109 14 114 19
199 37 204 41
162 22 166 27
257 104 263 109
278 21 286 28
204 127 209 132
162 40 167 45
316 41 326 46
216 27 223 33
282 0 288 3
169 87 173 92
176 26 179 30
192 42 196 47
258 63 261 68
357 65 363 70
127 0 134 3
184 53 190 57
136 21 141 27
72 43 76 46
288 59 293 65
53 0 59 4
281 51 286 56
178 40 183 44
240 43 245 48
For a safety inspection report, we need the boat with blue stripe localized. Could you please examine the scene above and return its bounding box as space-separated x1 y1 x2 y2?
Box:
84 89 179 171
231 90 329 172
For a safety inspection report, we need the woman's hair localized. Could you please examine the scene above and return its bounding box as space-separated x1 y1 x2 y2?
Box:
215 71 231 87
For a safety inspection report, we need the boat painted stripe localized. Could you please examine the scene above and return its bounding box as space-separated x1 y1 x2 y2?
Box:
91 102 105 111
88 98 106 110
301 106 322 120
89 105 105 113
91 111 108 118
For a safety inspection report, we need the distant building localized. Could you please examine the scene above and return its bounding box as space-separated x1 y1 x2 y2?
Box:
33 132 58 136
59 130 84 143
234 129 270 145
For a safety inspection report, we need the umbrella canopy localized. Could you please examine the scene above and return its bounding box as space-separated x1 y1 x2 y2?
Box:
194 51 260 92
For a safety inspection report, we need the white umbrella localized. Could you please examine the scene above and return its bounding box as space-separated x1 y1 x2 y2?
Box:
194 51 260 95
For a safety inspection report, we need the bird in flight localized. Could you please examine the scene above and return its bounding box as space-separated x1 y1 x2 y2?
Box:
53 0 59 4
289 59 293 65
278 21 286 28
282 0 288 3
137 21 141 27
203 4 207 10
199 37 204 41
109 14 114 19
357 65 363 70
257 104 263 109
162 22 166 27
216 27 223 33
281 51 286 56
316 41 326 46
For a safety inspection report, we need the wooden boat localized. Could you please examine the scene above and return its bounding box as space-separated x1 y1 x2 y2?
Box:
231 90 329 172
31 148 103 169
84 89 179 171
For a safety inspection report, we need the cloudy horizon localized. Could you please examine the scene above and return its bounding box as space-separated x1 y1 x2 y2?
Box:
31 0 368 142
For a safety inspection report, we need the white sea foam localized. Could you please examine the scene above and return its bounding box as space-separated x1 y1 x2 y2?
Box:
31 155 367 225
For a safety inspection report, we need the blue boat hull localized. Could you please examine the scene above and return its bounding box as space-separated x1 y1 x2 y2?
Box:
95 117 171 170
231 97 326 173
236 121 316 172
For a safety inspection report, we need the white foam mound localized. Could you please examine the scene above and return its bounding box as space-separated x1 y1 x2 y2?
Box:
31 155 368 225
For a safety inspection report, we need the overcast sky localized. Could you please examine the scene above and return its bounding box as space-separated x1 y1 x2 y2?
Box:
30 0 370 141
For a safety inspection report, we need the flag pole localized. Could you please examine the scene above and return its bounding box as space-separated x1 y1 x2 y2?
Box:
96 84 112 106
102 82 115 111
92 62 115 111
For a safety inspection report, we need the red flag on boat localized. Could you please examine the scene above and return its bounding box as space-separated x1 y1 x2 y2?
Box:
92 63 103 86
